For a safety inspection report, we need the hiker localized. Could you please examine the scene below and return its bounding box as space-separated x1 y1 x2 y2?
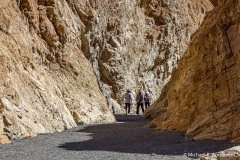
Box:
123 90 132 115
144 90 151 110
136 90 144 115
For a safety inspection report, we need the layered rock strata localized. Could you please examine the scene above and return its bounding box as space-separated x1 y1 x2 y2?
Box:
144 0 240 142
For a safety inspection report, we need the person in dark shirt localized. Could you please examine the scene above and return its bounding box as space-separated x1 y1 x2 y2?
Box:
144 91 151 110
136 90 144 115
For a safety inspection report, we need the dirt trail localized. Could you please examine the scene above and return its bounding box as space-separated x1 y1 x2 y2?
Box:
0 115 238 160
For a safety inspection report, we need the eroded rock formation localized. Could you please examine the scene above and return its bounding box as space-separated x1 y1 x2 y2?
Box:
1 0 235 143
0 0 115 139
86 0 213 112
144 0 240 142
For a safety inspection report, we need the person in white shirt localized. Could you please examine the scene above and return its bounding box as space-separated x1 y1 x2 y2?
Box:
123 90 132 115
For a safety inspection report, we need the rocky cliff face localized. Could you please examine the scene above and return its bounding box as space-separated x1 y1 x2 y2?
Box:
86 0 213 112
0 0 224 141
144 0 240 142
0 0 115 139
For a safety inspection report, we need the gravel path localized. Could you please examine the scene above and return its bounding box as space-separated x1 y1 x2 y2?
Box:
0 115 238 160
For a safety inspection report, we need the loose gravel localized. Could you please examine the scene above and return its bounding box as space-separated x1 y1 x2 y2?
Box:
0 114 238 160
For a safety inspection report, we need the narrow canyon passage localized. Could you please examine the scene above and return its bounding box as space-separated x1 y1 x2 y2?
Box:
0 115 237 160
1 0 240 148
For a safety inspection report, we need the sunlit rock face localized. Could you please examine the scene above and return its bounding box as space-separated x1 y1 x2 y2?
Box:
85 0 213 112
0 0 115 139
0 0 215 140
144 0 240 142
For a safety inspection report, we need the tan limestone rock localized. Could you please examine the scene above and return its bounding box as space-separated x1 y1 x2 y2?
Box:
0 0 115 140
144 0 240 142
0 135 11 144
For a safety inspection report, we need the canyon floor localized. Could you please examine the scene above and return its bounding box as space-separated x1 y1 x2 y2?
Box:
0 115 238 160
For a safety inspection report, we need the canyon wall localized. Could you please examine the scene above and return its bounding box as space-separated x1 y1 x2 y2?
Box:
0 0 115 139
86 0 213 112
144 0 240 142
0 0 217 140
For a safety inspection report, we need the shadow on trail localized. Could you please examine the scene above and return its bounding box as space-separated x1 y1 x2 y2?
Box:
59 114 238 157
114 114 147 122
